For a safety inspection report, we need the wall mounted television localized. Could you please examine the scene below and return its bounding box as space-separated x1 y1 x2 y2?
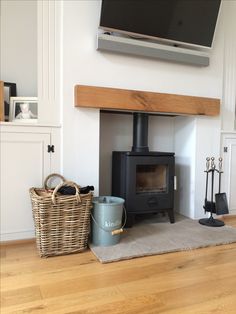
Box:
99 0 221 49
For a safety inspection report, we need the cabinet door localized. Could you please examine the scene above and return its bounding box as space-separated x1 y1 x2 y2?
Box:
223 137 236 212
0 132 51 241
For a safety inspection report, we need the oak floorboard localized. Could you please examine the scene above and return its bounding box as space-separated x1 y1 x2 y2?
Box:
1 216 236 314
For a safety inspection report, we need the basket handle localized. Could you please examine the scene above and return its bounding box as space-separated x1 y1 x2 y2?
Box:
44 173 66 190
52 181 81 205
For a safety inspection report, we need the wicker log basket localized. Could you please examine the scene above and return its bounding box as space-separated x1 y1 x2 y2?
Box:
30 174 93 257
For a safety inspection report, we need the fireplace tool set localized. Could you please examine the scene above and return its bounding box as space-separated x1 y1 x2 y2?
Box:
199 157 229 227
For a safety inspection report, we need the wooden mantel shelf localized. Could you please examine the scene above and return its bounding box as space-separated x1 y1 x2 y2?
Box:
74 85 220 116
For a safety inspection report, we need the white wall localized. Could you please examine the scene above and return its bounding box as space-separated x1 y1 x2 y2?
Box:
62 0 225 217
174 117 196 218
0 0 37 96
174 115 221 219
63 0 223 97
194 116 221 218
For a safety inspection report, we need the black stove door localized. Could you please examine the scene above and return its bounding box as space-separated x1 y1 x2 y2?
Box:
125 155 174 213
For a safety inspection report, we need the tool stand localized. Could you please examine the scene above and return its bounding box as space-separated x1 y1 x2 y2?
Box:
199 157 225 227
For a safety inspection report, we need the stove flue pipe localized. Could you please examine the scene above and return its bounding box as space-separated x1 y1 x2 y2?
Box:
131 112 149 153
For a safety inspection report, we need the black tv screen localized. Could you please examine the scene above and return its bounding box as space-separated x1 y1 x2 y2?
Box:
100 0 221 48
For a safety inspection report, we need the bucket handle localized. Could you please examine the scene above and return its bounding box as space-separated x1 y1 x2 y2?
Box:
91 206 127 235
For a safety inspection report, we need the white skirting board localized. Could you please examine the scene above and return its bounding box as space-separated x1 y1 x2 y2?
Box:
0 230 35 242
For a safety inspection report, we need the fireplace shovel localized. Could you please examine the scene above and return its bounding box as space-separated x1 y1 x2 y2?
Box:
215 159 229 215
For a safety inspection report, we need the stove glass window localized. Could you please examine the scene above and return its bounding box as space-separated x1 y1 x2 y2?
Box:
136 164 167 194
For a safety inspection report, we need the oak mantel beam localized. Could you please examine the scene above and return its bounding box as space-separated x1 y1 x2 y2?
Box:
74 85 220 116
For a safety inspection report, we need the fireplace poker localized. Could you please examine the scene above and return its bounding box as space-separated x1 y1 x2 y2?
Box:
204 157 210 213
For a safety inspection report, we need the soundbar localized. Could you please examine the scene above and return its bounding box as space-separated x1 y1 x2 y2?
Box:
97 33 210 67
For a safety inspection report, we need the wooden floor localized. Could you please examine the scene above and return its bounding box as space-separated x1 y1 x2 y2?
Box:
1 216 236 314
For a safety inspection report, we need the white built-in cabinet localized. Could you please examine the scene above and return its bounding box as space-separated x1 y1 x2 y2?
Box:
221 133 236 213
0 124 61 241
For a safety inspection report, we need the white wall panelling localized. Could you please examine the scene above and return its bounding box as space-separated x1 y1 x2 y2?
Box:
219 2 236 214
37 0 62 125
221 1 236 132
0 0 37 96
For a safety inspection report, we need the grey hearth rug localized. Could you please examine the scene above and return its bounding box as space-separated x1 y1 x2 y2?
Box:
89 214 236 263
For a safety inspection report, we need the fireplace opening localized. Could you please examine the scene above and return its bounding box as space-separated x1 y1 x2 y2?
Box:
112 112 175 227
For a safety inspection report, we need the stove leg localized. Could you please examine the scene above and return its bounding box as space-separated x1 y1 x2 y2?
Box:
125 213 135 228
167 209 175 223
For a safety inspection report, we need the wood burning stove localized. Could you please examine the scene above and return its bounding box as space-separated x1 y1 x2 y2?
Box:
112 113 175 227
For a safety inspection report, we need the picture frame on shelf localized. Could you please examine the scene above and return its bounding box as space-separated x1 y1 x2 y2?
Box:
10 97 38 123
4 82 17 121
0 81 4 121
